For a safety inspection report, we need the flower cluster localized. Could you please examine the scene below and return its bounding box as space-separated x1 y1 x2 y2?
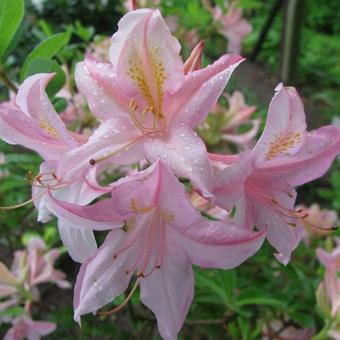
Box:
0 7 339 340
0 237 69 339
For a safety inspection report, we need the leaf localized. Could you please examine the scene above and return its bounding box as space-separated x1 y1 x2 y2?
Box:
0 0 24 61
20 30 71 81
25 58 66 97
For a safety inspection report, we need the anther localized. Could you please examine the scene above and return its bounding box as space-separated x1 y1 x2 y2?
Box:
112 254 118 260
156 265 161 269
287 222 297 227
89 159 96 165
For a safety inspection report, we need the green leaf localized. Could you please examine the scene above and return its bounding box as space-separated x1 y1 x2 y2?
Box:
20 30 71 81
0 0 24 61
25 58 66 97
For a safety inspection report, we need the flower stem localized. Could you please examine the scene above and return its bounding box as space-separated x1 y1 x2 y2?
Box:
0 65 18 94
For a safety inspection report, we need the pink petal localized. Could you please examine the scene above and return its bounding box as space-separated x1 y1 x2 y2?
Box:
57 117 144 180
143 125 214 198
255 126 340 186
213 150 252 211
253 203 303 265
169 54 243 128
172 221 265 269
74 229 141 323
252 85 307 167
221 118 260 146
45 191 124 230
57 219 97 263
140 246 194 340
110 9 184 108
183 41 204 74
0 106 69 160
75 59 130 121
16 73 77 147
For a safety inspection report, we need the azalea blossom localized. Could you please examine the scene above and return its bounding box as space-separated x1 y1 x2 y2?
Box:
0 237 70 313
57 8 243 198
4 315 56 340
213 1 252 54
46 160 264 340
203 0 252 54
0 74 112 262
213 84 340 264
297 203 338 242
199 90 260 148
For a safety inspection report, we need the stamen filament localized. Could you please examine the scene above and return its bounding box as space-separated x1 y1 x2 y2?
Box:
97 279 139 316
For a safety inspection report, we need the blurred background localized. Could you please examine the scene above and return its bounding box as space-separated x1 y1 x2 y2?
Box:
0 0 339 339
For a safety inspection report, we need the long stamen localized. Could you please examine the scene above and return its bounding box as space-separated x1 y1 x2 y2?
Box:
246 182 337 232
97 279 139 316
89 135 145 165
0 191 45 210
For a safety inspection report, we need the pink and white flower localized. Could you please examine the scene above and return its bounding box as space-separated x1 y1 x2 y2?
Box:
58 9 243 198
46 160 264 339
213 84 340 264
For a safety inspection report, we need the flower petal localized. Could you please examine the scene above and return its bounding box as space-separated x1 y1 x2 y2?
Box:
173 220 265 269
45 191 124 230
58 219 97 263
255 126 340 186
110 9 183 109
143 125 214 198
169 54 243 128
140 246 194 340
0 106 69 159
213 150 252 211
57 117 144 180
16 73 77 147
253 203 303 265
74 229 141 323
252 85 307 167
75 59 130 121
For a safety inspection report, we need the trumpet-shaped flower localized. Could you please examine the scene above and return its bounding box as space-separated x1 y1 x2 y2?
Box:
57 9 243 198
0 74 111 262
213 2 252 54
0 237 70 313
213 84 340 264
46 160 264 340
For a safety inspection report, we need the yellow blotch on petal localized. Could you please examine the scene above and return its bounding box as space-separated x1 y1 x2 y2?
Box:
39 120 59 138
266 132 302 160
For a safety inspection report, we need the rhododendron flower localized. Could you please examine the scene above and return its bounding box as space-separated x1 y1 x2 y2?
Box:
213 2 252 54
46 160 264 339
200 90 260 148
213 84 340 264
317 239 340 318
4 315 56 340
0 237 69 314
297 203 338 242
0 74 114 262
220 90 260 146
59 8 243 198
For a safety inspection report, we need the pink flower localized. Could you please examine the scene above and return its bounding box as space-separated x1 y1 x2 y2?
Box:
46 160 264 339
316 240 340 318
58 9 243 198
4 316 56 340
213 2 252 54
0 237 70 313
297 203 338 242
0 74 113 262
213 84 340 264
205 90 260 148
